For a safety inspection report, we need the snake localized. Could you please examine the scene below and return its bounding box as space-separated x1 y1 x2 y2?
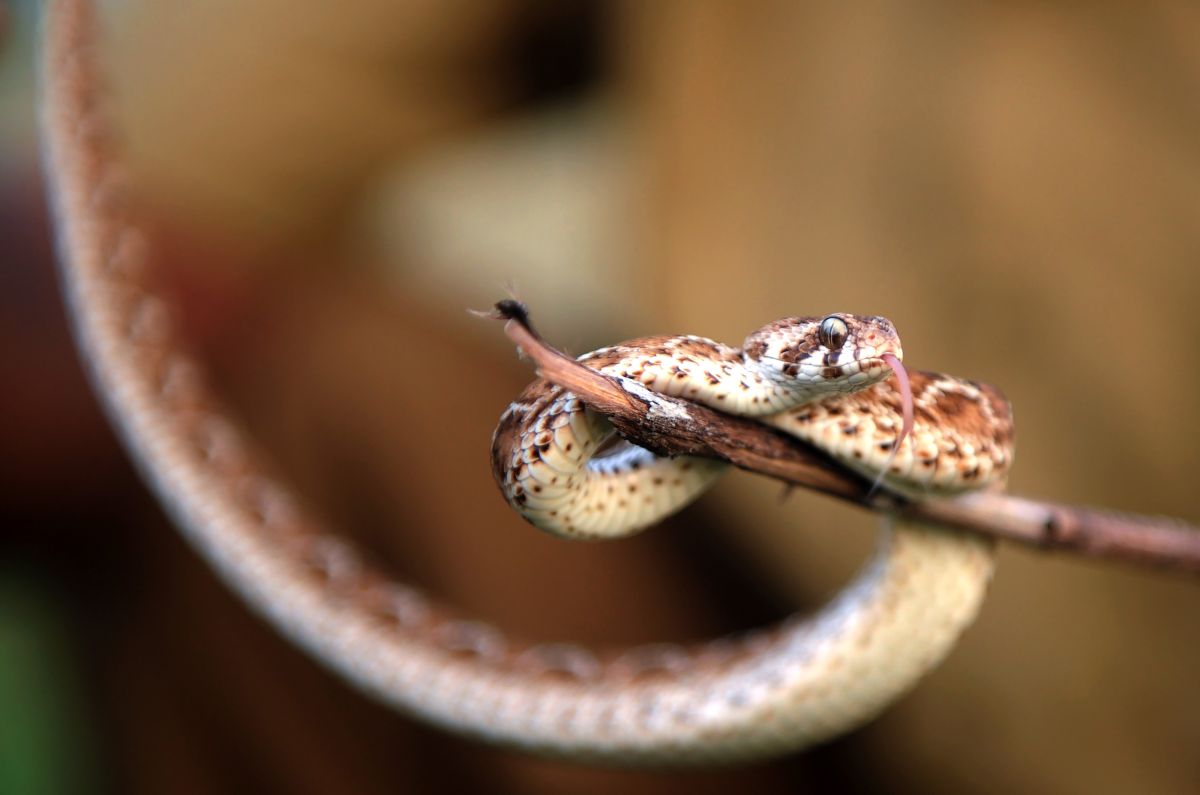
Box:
488 318 1012 760
41 0 1014 766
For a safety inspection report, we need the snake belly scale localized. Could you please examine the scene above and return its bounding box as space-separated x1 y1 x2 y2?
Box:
42 0 1014 765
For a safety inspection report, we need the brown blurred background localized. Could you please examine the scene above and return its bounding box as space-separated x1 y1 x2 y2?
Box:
3 1 1200 792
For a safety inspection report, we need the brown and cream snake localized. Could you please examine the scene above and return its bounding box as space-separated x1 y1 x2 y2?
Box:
41 0 1013 764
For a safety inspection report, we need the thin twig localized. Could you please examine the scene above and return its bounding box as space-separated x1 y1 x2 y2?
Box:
489 300 1200 577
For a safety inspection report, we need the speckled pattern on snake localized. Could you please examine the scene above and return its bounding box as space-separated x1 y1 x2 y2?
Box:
44 0 1015 766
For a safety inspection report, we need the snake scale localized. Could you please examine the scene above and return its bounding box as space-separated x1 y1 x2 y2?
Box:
41 0 1014 765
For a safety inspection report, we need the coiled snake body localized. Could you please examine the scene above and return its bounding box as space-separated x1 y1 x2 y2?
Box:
43 0 1014 766
489 316 1013 760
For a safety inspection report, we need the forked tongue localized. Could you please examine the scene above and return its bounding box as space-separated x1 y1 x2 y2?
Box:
868 353 914 498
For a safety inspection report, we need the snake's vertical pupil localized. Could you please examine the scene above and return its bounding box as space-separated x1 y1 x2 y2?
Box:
819 316 849 349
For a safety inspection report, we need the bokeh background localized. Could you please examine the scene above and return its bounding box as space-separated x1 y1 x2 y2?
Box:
3 1 1200 792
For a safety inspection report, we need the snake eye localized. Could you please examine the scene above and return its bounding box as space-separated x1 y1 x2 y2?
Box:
818 316 849 350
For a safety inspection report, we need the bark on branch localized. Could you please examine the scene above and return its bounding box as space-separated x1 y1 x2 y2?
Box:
488 300 1200 577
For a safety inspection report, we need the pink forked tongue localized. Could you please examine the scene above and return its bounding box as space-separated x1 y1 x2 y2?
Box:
868 353 914 498
882 353 914 448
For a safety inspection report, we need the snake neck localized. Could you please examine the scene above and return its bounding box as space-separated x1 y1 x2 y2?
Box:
571 336 792 417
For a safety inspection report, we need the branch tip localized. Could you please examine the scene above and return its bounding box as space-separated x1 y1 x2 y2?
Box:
471 299 535 329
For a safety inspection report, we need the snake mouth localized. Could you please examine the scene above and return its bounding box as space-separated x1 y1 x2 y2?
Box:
759 349 900 389
841 352 899 380
844 337 905 379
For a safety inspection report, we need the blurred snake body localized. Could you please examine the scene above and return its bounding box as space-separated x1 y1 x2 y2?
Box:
42 0 1013 765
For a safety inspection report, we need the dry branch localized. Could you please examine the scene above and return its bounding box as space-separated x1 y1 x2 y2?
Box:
489 300 1200 577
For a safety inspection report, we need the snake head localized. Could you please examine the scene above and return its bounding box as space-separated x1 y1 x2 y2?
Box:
744 313 904 400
